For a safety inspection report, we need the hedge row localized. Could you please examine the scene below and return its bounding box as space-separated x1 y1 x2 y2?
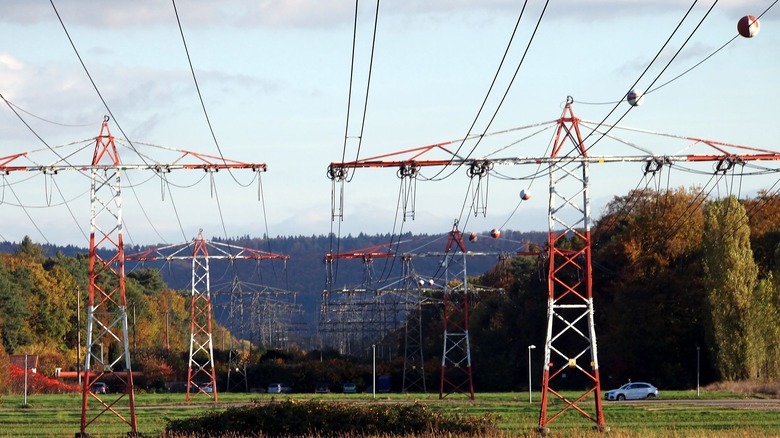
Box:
165 399 497 437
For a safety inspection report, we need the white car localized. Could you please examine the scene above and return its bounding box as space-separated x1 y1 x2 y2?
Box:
267 383 292 394
604 382 658 401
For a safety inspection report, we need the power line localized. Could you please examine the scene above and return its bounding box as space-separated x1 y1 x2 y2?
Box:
5 175 50 244
577 0 708 154
4 98 95 128
428 0 548 182
345 0 381 184
48 0 149 166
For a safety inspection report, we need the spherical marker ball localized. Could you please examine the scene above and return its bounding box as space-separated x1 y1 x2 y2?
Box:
627 89 645 107
520 189 531 201
490 228 501 239
468 232 478 242
738 15 760 38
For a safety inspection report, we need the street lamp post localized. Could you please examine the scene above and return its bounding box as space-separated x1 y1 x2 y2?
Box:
696 346 700 397
372 344 377 400
528 345 536 403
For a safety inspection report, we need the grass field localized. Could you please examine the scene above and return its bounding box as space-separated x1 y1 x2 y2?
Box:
1 390 779 437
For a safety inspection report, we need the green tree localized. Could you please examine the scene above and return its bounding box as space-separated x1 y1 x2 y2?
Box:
0 258 32 352
702 196 758 380
749 276 780 379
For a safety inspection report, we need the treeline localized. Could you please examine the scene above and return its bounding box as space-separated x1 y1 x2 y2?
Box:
0 238 235 392
464 188 780 391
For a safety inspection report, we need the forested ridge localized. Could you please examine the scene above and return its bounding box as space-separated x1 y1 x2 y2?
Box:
1 188 780 393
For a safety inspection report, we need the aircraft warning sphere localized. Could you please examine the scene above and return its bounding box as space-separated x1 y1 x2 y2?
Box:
738 15 760 38
627 89 645 106
490 228 501 239
469 233 478 242
520 189 531 200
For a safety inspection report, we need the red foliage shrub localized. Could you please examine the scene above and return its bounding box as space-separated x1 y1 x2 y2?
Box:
8 364 80 394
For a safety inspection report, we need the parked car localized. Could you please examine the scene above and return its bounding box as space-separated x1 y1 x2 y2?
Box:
604 382 659 401
90 382 108 394
342 382 357 394
377 375 392 393
314 383 330 394
195 382 214 393
267 383 292 394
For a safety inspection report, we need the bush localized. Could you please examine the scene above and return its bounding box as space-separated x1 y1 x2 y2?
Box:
164 399 497 437
7 364 80 394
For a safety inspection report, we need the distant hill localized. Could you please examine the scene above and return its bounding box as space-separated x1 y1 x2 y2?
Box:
0 229 547 336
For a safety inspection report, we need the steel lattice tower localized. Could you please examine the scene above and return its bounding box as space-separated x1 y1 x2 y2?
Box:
126 235 288 402
538 99 606 431
80 117 138 436
186 230 218 402
0 117 267 435
324 99 780 431
226 277 248 393
401 255 427 393
439 221 474 399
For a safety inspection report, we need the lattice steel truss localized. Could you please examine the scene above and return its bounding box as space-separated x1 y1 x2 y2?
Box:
319 288 408 358
213 279 305 392
0 118 267 435
225 277 249 393
538 100 605 431
126 236 289 402
327 98 780 432
320 245 410 358
186 231 218 403
81 117 138 435
439 221 474 399
401 256 428 393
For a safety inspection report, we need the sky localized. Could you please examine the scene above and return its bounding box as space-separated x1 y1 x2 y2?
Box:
0 0 778 248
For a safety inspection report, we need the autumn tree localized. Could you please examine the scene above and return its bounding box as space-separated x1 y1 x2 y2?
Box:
702 196 758 380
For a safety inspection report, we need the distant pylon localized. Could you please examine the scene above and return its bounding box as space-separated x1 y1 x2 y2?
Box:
439 221 474 399
186 230 218 403
402 256 427 393
226 277 248 393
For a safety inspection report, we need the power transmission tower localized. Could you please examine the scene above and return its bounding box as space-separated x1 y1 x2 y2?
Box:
439 221 474 399
326 98 780 431
537 100 605 432
321 244 398 356
81 118 138 436
126 234 289 402
187 231 217 402
0 117 266 436
401 255 427 393
226 277 248 393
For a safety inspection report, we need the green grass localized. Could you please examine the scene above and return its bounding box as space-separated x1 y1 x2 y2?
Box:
1 391 779 437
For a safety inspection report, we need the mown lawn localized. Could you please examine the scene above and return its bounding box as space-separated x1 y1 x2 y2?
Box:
0 391 778 437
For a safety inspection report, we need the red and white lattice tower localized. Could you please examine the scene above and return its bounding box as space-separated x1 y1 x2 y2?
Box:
439 221 474 399
187 230 218 403
125 235 289 402
326 98 780 431
80 116 138 435
538 99 606 432
0 117 267 435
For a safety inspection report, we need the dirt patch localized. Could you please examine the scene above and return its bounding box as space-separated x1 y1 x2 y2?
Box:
632 398 780 411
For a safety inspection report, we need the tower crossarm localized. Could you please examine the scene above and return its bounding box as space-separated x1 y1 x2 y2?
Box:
126 238 289 262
